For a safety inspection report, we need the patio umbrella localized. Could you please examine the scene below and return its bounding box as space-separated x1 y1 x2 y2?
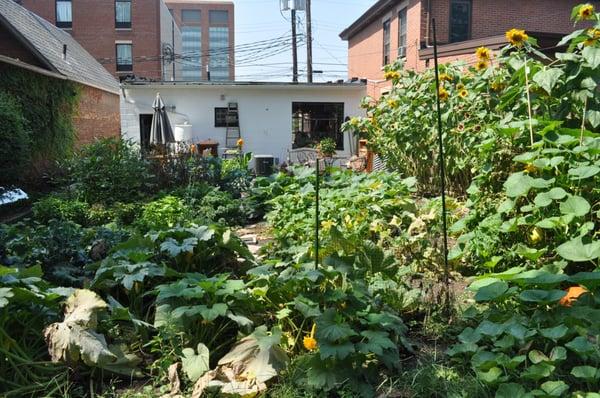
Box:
150 93 175 144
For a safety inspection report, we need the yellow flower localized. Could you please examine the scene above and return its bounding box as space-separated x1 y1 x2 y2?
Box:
475 46 492 61
559 286 588 307
505 28 529 47
303 323 317 351
439 73 453 82
384 71 400 80
528 227 544 244
578 4 595 20
459 89 468 98
321 220 336 231
491 81 505 92
524 163 537 174
387 99 399 108
584 38 597 46
475 60 489 71
237 138 244 148
438 87 449 101
456 83 465 90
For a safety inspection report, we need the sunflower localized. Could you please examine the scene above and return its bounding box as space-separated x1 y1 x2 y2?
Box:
439 73 453 82
237 138 244 148
475 46 492 61
475 60 489 71
303 323 318 351
387 99 399 108
491 81 505 92
559 286 588 307
456 83 465 90
384 71 400 80
438 87 449 101
584 38 597 46
459 89 468 98
578 4 595 20
505 28 529 47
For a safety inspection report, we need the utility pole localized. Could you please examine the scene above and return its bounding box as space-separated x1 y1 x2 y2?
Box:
172 19 176 80
306 0 313 83
291 9 298 82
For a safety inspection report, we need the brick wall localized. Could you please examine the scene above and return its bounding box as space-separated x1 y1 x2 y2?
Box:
345 0 594 97
166 0 235 80
19 0 163 80
74 84 121 145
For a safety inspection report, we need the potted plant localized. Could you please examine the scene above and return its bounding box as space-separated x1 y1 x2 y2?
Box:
317 138 336 158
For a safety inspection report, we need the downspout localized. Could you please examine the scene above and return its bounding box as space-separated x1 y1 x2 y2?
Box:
425 0 433 48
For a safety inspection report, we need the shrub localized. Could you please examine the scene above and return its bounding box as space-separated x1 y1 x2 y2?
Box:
0 91 30 184
66 138 155 204
32 195 89 225
136 195 191 231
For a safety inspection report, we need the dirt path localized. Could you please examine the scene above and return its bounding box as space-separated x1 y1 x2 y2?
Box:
235 222 273 257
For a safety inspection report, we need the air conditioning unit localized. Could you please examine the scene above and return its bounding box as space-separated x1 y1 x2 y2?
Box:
398 46 406 58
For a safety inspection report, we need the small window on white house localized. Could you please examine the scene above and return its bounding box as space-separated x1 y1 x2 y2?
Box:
116 43 133 72
292 102 344 150
56 0 72 28
382 19 391 65
398 8 407 58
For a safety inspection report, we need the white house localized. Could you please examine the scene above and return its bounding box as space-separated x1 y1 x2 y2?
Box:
120 81 367 164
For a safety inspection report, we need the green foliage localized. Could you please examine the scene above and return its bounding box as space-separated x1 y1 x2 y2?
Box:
317 138 337 157
33 195 90 225
136 195 191 232
0 91 30 184
0 64 78 183
65 138 155 204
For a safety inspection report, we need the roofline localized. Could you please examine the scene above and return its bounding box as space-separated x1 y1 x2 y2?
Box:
0 10 58 73
419 31 565 60
122 81 366 89
339 0 397 41
0 54 66 80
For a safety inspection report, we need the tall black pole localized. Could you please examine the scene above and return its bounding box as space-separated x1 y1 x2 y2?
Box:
315 157 320 270
306 0 313 83
291 9 299 83
432 19 450 314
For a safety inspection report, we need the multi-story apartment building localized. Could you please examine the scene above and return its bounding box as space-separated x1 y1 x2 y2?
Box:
166 0 234 81
340 0 598 97
16 0 182 81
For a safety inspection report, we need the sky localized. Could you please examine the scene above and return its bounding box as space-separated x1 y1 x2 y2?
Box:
232 0 376 82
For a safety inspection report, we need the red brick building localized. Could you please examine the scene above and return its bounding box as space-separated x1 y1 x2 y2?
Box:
16 0 182 81
0 0 121 144
340 0 598 97
166 0 235 81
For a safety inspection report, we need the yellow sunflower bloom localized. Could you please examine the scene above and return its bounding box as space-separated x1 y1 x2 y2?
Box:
439 73 453 82
459 89 468 98
384 71 400 80
506 28 529 47
438 87 449 101
303 323 318 351
475 46 492 60
584 38 597 46
387 99 399 108
578 4 595 20
475 60 489 71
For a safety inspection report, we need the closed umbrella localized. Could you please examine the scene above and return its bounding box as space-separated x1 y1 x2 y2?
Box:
150 93 175 144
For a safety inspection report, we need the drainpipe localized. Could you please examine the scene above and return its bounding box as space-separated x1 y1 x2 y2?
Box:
425 0 433 48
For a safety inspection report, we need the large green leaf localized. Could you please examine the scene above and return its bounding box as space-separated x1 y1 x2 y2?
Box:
320 341 355 360
356 330 396 356
541 380 569 396
475 281 509 302
533 68 563 94
571 365 599 381
0 287 13 308
495 383 527 398
181 343 210 382
540 325 569 341
557 238 600 262
583 46 600 69
565 336 595 355
504 173 533 198
316 309 357 342
559 195 590 217
522 362 555 381
569 164 600 179
519 289 565 304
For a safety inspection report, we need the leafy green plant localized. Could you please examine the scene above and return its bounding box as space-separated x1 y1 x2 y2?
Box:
0 91 30 184
64 138 155 204
317 138 337 157
32 195 90 225
136 196 191 232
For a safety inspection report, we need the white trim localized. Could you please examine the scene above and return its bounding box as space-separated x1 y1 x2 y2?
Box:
115 40 132 44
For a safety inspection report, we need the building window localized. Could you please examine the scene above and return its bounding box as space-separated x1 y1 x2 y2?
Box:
115 0 131 29
209 10 229 25
182 9 201 23
450 0 471 43
56 0 72 28
182 26 202 81
292 102 344 150
382 19 391 65
398 8 407 58
214 107 238 127
116 43 133 72
209 26 229 81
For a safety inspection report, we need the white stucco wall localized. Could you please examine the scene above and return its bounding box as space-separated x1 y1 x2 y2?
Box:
120 83 366 164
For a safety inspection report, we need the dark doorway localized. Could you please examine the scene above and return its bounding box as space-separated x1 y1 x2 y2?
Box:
139 114 153 151
292 102 344 150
